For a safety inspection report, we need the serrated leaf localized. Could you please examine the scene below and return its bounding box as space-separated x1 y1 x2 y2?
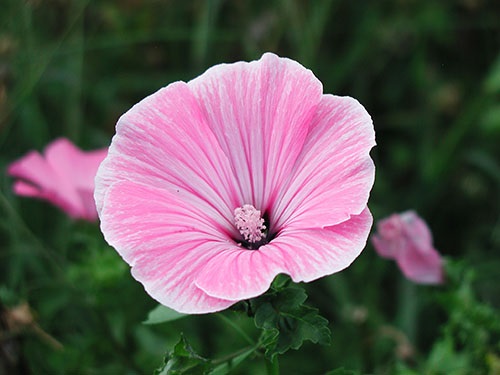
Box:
270 274 292 290
258 327 280 348
269 305 330 357
254 302 277 329
251 285 331 360
154 335 213 375
144 304 187 325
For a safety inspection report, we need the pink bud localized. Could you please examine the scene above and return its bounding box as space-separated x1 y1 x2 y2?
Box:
372 211 444 284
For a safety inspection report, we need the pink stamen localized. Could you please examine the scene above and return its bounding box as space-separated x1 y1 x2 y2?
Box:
234 204 266 243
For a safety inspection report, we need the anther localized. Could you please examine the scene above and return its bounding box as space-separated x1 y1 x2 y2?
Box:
234 204 266 243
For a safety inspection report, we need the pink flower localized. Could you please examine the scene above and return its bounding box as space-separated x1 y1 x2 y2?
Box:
8 138 107 221
95 53 376 313
371 211 444 284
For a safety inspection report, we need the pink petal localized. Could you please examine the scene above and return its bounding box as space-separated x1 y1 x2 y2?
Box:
100 180 237 313
12 180 77 218
12 180 43 197
45 138 108 190
188 52 323 211
397 211 443 284
372 234 400 259
270 208 373 282
77 188 101 221
8 138 105 221
44 139 99 215
94 81 241 232
371 214 405 259
396 243 444 284
45 138 106 220
195 246 286 301
400 211 433 253
195 208 372 301
7 148 82 217
272 95 375 232
8 150 61 194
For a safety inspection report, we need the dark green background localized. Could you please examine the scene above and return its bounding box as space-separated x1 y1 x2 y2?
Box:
1 1 499 374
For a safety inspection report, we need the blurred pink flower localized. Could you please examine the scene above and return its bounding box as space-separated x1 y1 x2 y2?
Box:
372 211 444 284
95 52 376 313
8 138 107 221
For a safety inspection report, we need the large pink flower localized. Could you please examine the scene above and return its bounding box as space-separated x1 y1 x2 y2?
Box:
371 211 444 285
95 53 376 314
8 138 107 221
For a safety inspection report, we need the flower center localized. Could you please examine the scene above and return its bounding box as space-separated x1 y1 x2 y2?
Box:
234 204 266 244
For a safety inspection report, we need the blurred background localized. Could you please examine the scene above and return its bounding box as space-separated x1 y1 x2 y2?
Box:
1 1 499 374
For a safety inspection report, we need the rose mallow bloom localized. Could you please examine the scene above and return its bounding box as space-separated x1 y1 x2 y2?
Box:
95 53 376 313
8 138 107 221
372 211 444 284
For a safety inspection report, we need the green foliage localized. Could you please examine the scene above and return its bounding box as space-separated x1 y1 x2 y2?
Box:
155 335 255 375
251 281 331 360
208 347 254 375
428 261 500 373
425 337 471 375
155 335 212 375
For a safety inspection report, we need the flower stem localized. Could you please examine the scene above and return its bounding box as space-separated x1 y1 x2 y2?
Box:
265 357 279 375
396 277 417 343
211 346 255 366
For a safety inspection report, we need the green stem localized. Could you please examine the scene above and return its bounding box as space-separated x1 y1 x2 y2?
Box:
265 357 279 375
396 277 418 343
211 346 255 366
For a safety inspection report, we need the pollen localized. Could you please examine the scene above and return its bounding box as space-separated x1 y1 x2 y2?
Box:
234 204 266 243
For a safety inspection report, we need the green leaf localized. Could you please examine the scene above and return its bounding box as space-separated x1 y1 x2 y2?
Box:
144 305 188 325
251 285 331 360
425 337 470 375
270 274 292 290
154 335 213 375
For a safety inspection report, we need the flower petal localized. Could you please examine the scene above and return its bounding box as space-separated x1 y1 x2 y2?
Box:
188 52 323 211
397 211 443 284
396 243 444 284
400 211 434 253
7 146 84 218
94 81 240 233
272 95 375 231
44 139 108 191
45 139 87 186
195 208 372 301
12 180 42 197
269 207 373 283
100 180 237 313
371 214 404 259
44 139 106 219
8 150 61 194
195 246 286 301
